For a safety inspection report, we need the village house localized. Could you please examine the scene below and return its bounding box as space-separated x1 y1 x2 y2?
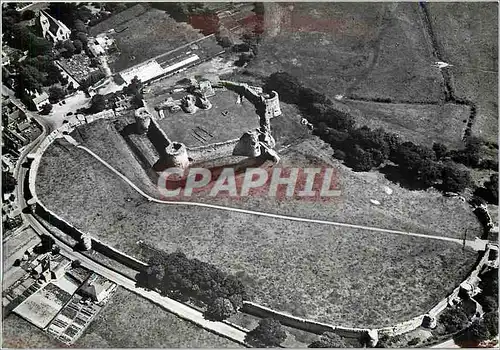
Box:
30 91 50 112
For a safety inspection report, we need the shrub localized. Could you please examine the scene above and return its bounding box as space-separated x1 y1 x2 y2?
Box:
245 318 287 348
474 174 498 205
203 297 236 321
441 163 472 193
439 307 469 334
407 337 420 346
309 332 348 348
49 86 66 104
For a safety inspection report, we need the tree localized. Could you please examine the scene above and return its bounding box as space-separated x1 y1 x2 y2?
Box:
73 19 87 33
309 332 348 348
124 76 143 96
265 72 302 104
345 145 376 172
73 39 83 54
87 94 107 113
48 2 79 26
136 251 247 309
441 163 472 193
21 9 36 21
131 93 144 109
439 307 469 333
464 320 490 343
474 174 498 205
61 40 76 58
2 172 17 193
433 142 448 160
40 103 53 115
245 318 287 347
476 295 498 313
483 312 498 337
18 65 44 93
49 86 66 104
204 297 236 321
75 31 89 46
418 160 442 187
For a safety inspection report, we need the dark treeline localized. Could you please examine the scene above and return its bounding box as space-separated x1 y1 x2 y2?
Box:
136 251 247 321
264 72 498 196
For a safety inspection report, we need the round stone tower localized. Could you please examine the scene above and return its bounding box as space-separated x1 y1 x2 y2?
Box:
135 107 151 134
263 90 282 118
162 142 190 170
181 95 197 114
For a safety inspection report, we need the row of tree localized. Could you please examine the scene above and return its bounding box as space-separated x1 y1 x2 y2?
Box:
136 251 247 321
265 72 491 194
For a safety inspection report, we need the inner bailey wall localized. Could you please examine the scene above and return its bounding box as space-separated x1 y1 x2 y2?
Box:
147 117 171 150
187 138 239 162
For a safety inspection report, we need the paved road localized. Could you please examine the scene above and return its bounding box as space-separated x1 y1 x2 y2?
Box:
76 144 487 250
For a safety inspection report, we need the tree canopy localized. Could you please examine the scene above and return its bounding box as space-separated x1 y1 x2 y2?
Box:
245 318 287 348
309 332 349 348
135 251 247 321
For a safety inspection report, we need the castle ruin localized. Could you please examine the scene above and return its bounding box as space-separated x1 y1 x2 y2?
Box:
160 142 190 170
135 107 152 134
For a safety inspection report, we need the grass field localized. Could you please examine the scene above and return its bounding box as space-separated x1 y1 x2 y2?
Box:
62 112 482 241
348 2 444 103
70 117 159 194
180 138 483 240
90 4 203 73
343 100 470 149
248 2 385 98
36 140 479 328
2 288 240 348
248 2 443 104
155 89 261 147
427 2 498 143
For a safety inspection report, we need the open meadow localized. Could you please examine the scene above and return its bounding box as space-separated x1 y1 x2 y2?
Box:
343 100 470 149
36 139 479 328
427 2 498 144
248 2 443 103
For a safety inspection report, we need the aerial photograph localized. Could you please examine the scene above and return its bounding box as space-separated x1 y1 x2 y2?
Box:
1 1 498 348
